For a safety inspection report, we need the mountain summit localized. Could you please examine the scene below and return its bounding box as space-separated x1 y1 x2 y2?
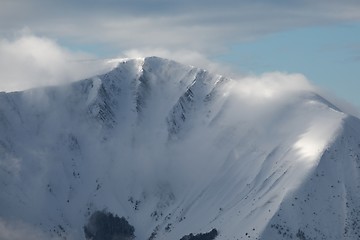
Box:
1 57 360 240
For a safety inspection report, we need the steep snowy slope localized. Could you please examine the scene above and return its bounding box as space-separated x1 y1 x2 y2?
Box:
0 57 359 240
261 116 360 240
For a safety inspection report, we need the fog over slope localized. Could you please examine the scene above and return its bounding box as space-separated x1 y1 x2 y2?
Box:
0 57 360 240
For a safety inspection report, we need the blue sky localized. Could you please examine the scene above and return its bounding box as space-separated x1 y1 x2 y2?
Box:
216 23 360 107
0 0 359 108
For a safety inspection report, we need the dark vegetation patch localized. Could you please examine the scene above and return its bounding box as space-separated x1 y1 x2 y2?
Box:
84 210 135 240
180 228 218 240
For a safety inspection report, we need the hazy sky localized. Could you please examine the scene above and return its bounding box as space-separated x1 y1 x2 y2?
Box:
1 0 360 107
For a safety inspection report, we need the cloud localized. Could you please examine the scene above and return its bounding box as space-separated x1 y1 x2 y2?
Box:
0 32 113 92
231 72 360 118
0 218 62 240
0 32 358 119
233 72 313 100
1 1 360 53
122 48 235 76
0 32 238 92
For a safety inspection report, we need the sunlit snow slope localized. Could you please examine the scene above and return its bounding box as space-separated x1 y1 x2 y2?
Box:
1 57 360 240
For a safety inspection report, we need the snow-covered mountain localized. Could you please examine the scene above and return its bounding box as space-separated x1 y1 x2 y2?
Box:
0 56 360 240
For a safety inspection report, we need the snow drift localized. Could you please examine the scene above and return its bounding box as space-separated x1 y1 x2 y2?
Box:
0 57 360 240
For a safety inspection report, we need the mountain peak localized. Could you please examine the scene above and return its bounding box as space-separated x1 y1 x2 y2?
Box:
0 58 359 240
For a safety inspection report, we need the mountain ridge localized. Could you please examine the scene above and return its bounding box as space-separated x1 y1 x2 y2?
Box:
0 56 359 239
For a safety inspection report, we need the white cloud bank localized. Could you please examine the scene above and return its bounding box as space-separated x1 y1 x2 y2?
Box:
0 33 112 92
123 48 235 77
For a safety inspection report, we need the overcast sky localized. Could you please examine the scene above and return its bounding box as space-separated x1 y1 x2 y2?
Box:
1 0 360 107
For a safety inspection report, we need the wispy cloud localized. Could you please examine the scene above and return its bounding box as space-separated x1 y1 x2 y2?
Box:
0 32 113 92
122 48 235 76
0 32 236 92
1 1 360 53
